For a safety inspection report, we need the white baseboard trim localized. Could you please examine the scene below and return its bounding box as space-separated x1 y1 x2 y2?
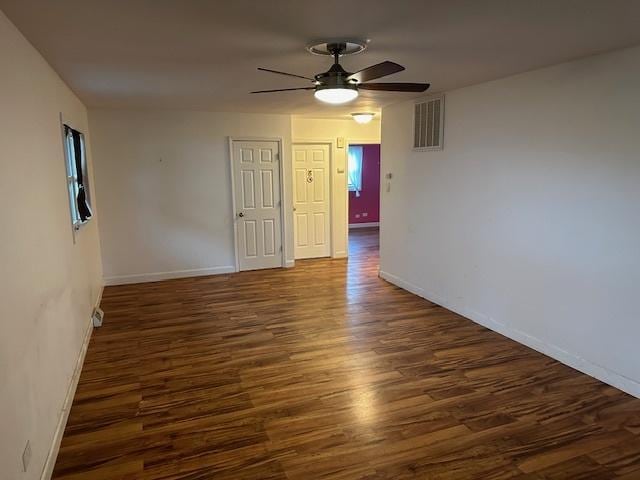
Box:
104 266 236 286
284 260 295 268
40 286 103 480
349 222 380 229
379 270 640 399
93 282 104 309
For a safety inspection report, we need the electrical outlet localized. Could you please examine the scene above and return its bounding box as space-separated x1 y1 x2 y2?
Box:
355 214 360 218
22 440 31 472
362 212 368 217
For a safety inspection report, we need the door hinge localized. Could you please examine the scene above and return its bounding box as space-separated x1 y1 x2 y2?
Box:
279 245 283 252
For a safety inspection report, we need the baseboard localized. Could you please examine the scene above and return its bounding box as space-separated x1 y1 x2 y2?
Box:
40 286 103 480
379 270 432 302
93 282 104 309
379 270 640 399
349 222 380 229
284 260 295 268
104 266 236 286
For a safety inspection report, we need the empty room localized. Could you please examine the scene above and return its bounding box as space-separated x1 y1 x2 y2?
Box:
2 1 640 479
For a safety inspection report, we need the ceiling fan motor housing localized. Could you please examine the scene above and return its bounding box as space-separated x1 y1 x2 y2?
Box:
314 63 358 93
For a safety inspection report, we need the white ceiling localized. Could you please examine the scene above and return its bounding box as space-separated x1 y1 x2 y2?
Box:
2 0 640 117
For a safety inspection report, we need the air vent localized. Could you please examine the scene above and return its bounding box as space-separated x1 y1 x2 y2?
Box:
414 95 444 150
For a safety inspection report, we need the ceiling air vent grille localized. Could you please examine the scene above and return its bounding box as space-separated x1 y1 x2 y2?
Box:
414 95 444 150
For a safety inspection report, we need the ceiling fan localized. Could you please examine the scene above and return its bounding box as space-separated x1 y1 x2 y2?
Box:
250 42 430 104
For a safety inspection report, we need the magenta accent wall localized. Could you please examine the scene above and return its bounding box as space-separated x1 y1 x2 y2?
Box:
349 144 381 224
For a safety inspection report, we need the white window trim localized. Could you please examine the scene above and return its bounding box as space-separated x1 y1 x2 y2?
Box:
60 114 91 241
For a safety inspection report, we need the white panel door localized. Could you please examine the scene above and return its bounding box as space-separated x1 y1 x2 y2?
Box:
292 143 331 259
232 140 282 271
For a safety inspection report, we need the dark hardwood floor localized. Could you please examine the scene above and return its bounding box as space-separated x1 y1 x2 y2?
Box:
53 227 640 479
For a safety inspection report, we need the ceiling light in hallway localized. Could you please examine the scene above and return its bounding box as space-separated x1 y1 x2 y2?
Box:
351 112 375 124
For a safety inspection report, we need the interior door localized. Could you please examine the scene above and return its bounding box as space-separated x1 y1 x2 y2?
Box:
232 140 282 271
292 143 331 259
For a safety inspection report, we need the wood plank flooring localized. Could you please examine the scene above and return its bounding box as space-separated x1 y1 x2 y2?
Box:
53 228 640 479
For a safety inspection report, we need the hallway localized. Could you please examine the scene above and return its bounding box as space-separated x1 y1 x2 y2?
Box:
53 229 640 479
348 226 379 262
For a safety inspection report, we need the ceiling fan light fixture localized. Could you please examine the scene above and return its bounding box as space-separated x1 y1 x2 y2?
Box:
351 112 375 124
314 87 358 104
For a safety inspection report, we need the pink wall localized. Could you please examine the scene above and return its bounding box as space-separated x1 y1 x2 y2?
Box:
349 144 380 224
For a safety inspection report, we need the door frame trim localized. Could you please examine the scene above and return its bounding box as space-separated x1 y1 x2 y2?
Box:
228 136 286 272
291 140 334 258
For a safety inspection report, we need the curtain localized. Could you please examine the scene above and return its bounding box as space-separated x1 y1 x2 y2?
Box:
347 145 363 197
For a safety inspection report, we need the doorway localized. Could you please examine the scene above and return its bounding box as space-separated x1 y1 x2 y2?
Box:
347 143 381 258
292 143 331 259
230 139 284 271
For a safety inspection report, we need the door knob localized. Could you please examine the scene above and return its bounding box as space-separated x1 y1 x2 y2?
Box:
238 212 244 217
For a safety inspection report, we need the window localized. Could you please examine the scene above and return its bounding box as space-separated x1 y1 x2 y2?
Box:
63 125 92 228
347 145 363 196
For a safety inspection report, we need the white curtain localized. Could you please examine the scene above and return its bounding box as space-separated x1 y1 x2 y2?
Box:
347 145 363 197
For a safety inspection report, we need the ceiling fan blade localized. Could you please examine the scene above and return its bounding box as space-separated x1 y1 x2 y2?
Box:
257 67 315 82
348 61 405 83
250 87 316 94
359 82 430 92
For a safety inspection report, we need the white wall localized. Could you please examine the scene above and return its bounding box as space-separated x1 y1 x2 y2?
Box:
90 109 292 284
0 10 103 479
91 112 381 284
291 117 381 257
380 46 640 397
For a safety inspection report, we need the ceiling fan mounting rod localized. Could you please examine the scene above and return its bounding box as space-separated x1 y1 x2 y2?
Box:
327 42 347 64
